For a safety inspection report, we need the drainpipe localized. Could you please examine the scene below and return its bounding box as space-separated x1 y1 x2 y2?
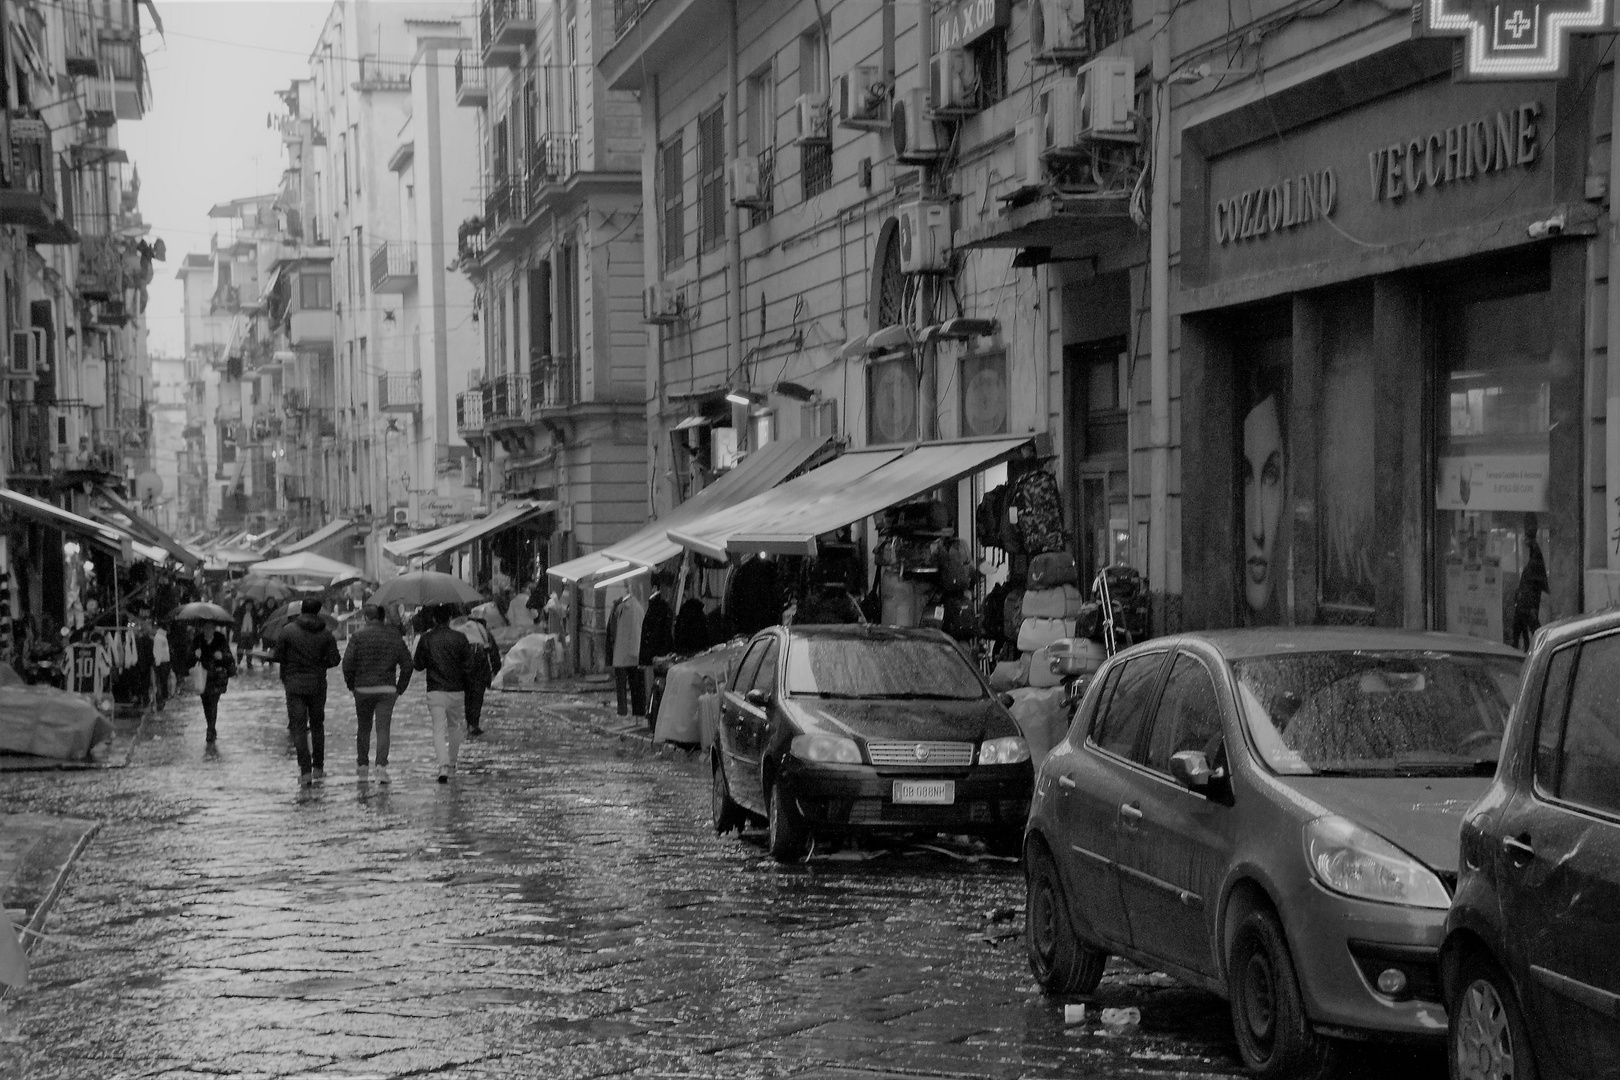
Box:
726 0 746 439
1147 0 1172 627
1606 61 1620 586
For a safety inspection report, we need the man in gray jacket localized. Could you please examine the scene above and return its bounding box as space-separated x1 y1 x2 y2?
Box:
271 599 343 787
342 604 413 786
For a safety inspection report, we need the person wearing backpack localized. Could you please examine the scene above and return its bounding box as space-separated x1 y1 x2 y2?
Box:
452 607 499 737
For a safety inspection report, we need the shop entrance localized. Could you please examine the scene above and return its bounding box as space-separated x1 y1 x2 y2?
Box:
1063 336 1129 582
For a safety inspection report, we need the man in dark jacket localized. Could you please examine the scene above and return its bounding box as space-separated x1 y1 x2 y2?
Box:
414 604 476 783
342 604 413 786
271 599 343 787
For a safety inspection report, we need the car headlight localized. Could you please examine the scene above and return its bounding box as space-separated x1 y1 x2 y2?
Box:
1303 816 1450 909
790 734 862 764
979 736 1031 765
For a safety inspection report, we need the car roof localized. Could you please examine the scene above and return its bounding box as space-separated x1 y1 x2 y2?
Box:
777 624 951 643
1531 607 1620 651
1153 626 1525 662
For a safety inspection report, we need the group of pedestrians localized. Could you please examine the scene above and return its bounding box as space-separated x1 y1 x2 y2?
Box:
198 598 496 788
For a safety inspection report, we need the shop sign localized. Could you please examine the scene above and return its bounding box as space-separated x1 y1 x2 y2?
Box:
1435 453 1549 511
936 0 1009 51
1196 78 1558 282
1418 0 1608 80
1446 556 1504 642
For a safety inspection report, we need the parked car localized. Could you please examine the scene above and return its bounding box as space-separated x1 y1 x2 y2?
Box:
1442 610 1620 1080
711 624 1034 862
1024 628 1523 1078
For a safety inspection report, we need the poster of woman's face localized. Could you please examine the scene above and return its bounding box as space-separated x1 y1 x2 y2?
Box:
1241 377 1288 621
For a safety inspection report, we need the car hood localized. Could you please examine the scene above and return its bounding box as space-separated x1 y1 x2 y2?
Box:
782 696 1019 743
1278 776 1490 874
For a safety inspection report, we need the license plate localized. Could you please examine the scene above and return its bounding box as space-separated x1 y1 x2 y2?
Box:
893 779 955 805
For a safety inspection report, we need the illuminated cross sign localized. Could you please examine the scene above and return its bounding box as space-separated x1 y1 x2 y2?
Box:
1420 0 1609 78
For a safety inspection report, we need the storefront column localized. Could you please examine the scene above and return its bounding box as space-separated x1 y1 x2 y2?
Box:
1289 296 1323 626
1372 278 1426 628
1179 317 1235 629
1548 243 1587 621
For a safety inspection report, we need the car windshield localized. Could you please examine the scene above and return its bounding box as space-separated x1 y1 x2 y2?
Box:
785 637 987 700
1231 650 1523 777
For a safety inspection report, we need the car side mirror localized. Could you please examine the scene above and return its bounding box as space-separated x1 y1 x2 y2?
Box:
1169 750 1218 790
745 688 772 708
997 692 1015 709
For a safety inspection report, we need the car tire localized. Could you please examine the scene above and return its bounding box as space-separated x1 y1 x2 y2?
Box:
1025 841 1107 995
1228 908 1336 1080
711 751 746 836
1449 951 1538 1080
767 782 810 863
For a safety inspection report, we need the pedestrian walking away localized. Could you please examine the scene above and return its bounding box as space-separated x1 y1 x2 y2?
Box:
414 603 478 783
609 585 646 718
452 607 499 737
271 598 343 787
187 623 237 744
342 603 413 786
152 621 172 710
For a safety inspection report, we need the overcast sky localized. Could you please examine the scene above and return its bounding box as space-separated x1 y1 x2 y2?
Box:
122 0 334 359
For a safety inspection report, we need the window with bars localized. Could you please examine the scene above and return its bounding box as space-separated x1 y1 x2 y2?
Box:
746 67 775 227
659 134 684 270
802 142 832 200
698 105 726 252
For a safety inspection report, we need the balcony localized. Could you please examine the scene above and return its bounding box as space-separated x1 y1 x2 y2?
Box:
356 55 412 92
614 0 659 39
78 235 122 299
98 34 144 120
529 354 578 412
524 133 578 213
454 52 488 107
0 119 74 242
369 240 417 293
480 0 536 66
484 373 529 428
484 175 520 234
377 372 421 413
64 15 99 76
457 221 489 266
83 79 117 128
456 389 485 434
8 403 52 481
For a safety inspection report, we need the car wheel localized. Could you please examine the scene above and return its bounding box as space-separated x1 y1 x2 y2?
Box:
767 783 810 863
1228 908 1336 1080
711 751 746 836
1025 841 1106 995
1450 953 1538 1080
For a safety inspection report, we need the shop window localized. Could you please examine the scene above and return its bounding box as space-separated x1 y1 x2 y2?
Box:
1232 306 1293 627
960 349 1008 437
1318 285 1377 620
867 354 919 445
1435 265 1555 647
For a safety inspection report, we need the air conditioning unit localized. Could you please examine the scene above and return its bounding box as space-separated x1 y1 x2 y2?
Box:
1077 56 1138 141
730 155 767 208
891 88 945 164
391 505 409 526
1038 77 1081 154
898 199 951 273
1004 115 1046 199
795 94 830 145
1032 0 1090 64
836 66 887 129
6 329 40 377
643 282 683 325
930 49 978 113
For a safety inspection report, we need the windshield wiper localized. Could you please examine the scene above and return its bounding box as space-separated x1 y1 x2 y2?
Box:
859 692 980 701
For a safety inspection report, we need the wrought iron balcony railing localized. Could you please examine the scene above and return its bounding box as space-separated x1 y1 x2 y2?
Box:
456 389 485 433
377 372 421 412
529 354 578 412
369 240 417 293
454 51 488 107
356 55 412 91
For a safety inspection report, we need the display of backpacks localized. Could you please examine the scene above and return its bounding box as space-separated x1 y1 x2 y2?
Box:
940 593 978 640
1028 551 1079 588
981 581 1009 640
1002 587 1026 643
1013 469 1066 555
933 538 974 591
1021 584 1084 619
976 484 1009 547
1017 616 1077 653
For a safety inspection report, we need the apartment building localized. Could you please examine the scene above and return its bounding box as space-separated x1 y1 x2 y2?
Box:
452 0 647 593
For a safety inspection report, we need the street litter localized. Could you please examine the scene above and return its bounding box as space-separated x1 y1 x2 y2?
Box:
1064 1003 1087 1024
1099 1006 1141 1034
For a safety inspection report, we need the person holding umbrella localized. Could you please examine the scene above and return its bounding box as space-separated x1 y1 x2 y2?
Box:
270 599 343 787
174 602 238 744
342 604 413 785
413 604 479 783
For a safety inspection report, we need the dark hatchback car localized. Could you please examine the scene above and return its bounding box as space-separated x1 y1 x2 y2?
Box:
1025 628 1523 1078
1442 610 1620 1080
710 624 1034 862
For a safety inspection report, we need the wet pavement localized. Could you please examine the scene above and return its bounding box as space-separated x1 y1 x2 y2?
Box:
0 671 1445 1079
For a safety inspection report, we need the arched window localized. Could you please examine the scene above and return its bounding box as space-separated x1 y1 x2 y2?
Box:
869 217 906 331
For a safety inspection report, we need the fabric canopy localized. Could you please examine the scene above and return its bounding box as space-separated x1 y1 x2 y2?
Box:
95 489 201 568
281 518 353 554
0 488 131 555
600 435 832 570
383 519 477 560
547 550 623 583
252 550 365 582
417 500 557 561
671 437 1033 558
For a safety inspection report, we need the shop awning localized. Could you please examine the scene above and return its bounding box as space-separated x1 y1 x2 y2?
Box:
95 489 202 568
547 550 623 583
281 517 353 554
382 519 478 560
257 525 303 553
600 435 833 570
672 437 1034 559
0 488 135 557
417 500 557 561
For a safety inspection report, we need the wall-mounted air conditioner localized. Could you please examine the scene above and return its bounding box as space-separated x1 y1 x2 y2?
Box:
730 155 768 208
891 88 945 164
836 66 887 129
795 94 830 145
1008 115 1045 198
930 48 978 114
643 282 684 325
1077 56 1138 141
1038 77 1081 154
898 199 951 273
1033 0 1090 64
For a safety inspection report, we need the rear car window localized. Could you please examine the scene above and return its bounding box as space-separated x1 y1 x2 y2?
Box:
1547 632 1620 817
784 636 986 700
1232 650 1522 777
1090 653 1165 761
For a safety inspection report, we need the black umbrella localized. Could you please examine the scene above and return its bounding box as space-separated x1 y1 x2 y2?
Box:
174 602 234 625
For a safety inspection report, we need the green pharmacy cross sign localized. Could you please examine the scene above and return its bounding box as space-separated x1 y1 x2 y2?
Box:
1420 0 1610 78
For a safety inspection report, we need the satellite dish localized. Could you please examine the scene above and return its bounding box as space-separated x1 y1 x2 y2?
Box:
135 471 163 504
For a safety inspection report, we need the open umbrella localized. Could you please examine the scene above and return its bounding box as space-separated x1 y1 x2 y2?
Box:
261 604 340 644
233 574 291 604
174 601 235 625
369 571 483 608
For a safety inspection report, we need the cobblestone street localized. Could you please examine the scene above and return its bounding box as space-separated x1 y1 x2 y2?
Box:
0 674 1442 1079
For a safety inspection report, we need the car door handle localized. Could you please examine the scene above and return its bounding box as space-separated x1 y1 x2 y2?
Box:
1118 802 1144 823
1057 775 1077 789
1502 834 1535 865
